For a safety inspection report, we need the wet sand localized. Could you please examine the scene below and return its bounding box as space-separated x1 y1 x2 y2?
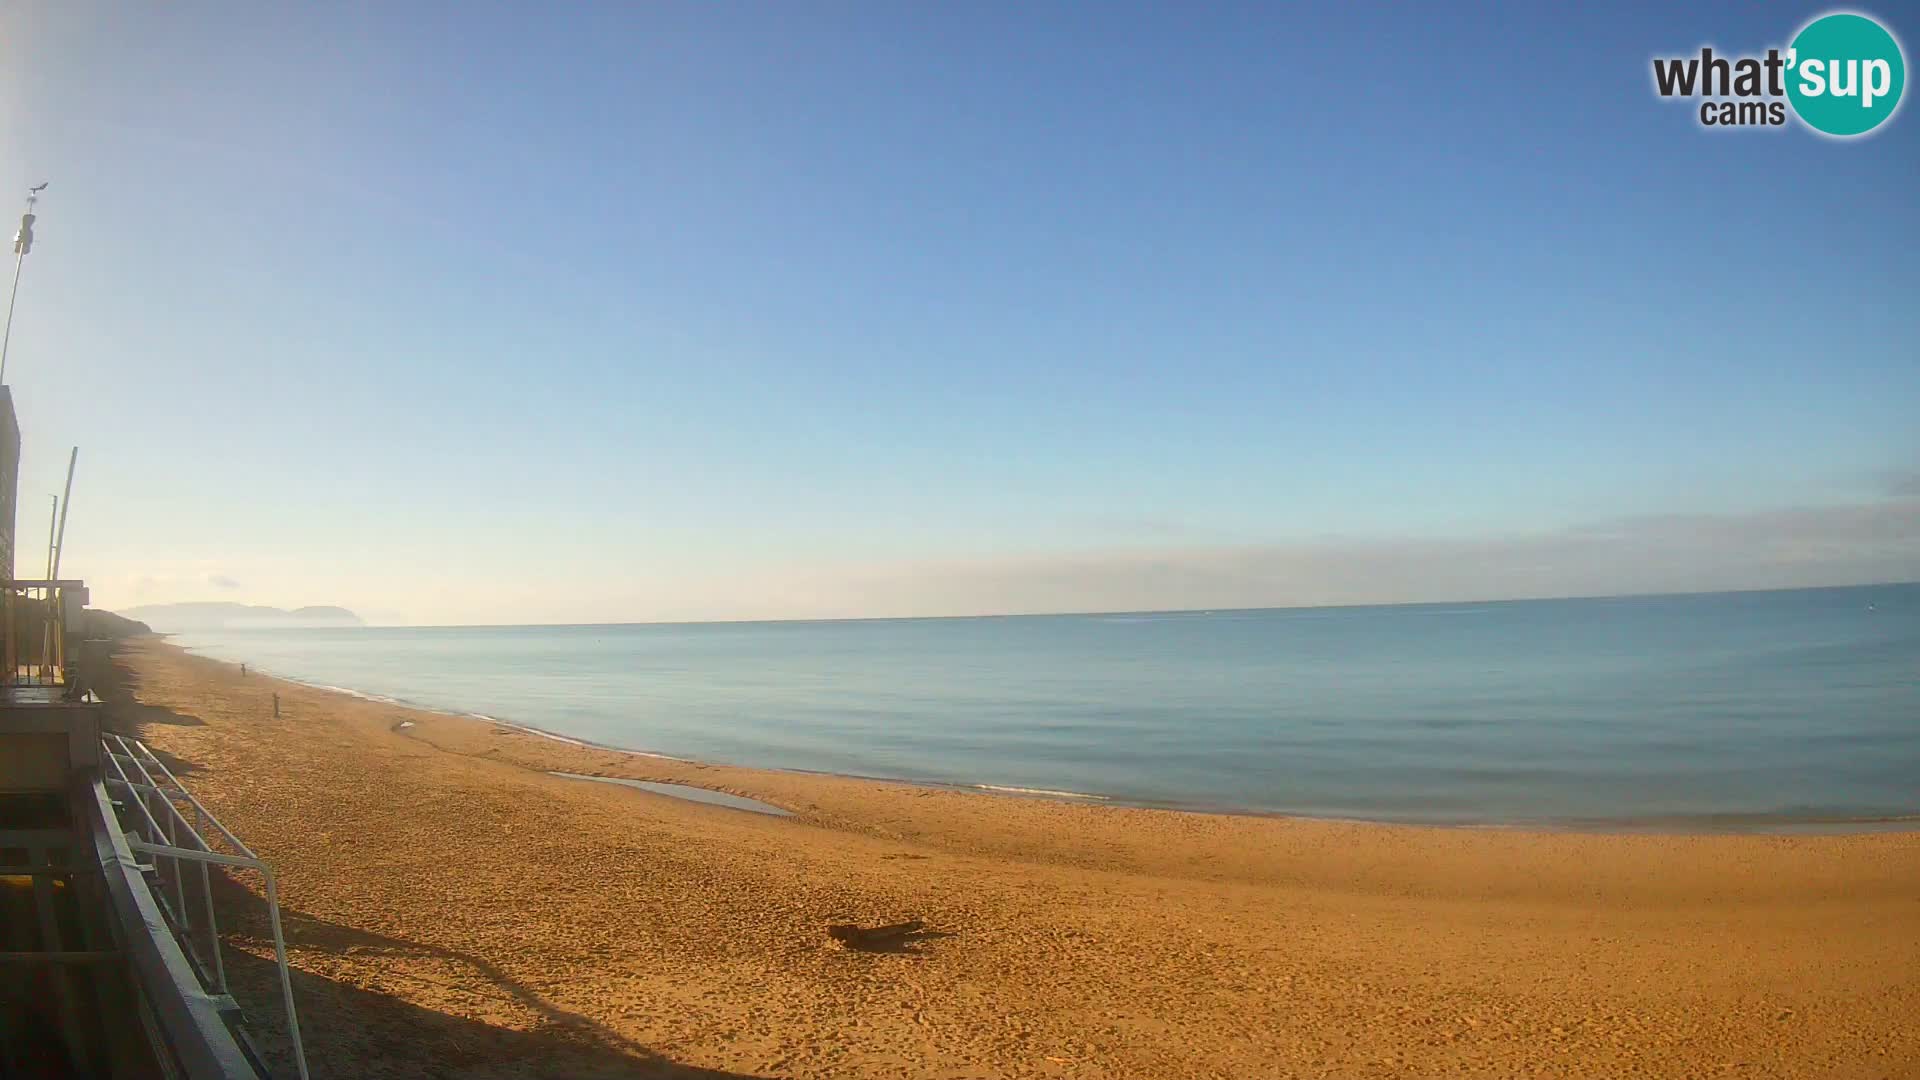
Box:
101 636 1920 1078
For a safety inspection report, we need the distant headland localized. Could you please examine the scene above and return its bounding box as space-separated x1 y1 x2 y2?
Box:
117 602 366 632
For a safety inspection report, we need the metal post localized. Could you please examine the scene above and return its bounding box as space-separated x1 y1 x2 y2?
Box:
44 450 76 683
196 799 228 994
261 873 309 1080
50 447 75 580
0 183 45 386
40 498 57 680
43 495 56 579
0 246 25 385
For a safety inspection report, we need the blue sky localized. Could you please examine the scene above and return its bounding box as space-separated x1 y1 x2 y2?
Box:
1 1 1915 623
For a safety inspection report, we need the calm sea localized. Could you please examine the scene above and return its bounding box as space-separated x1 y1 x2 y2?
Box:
165 585 1920 827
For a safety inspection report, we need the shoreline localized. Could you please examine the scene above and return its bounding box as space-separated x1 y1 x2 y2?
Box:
170 639 1920 836
96 636 1920 1078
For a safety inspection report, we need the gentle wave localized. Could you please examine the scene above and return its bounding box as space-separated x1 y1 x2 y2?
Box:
310 682 409 707
971 784 1111 801
470 714 685 759
472 714 587 747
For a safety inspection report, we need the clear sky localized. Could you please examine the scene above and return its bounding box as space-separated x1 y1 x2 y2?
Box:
0 1 1915 624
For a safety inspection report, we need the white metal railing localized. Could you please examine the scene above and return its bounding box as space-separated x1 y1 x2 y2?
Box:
100 733 309 1080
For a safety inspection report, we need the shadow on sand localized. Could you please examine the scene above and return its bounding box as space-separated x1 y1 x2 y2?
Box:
89 639 775 1079
89 645 208 779
212 882 772 1079
830 929 955 956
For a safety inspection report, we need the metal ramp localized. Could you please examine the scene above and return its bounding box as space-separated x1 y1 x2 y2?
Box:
100 733 309 1080
1 575 308 1077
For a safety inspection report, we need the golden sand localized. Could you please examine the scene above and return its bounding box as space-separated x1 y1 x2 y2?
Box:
100 637 1919 1079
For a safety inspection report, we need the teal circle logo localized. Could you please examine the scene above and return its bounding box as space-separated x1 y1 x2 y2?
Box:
1786 13 1906 136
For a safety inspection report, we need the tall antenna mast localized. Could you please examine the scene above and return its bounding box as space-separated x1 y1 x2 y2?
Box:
50 447 76 581
44 494 57 580
1 182 48 386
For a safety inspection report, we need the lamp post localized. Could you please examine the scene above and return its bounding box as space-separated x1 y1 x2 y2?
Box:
1 182 48 386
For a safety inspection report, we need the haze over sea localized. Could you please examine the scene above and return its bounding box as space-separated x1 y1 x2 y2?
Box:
165 584 1919 827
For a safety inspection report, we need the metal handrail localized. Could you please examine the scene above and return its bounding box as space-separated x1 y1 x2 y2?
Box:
88 779 261 1079
101 732 309 1080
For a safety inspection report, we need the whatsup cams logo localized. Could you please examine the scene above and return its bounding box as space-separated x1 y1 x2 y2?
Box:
1652 11 1905 136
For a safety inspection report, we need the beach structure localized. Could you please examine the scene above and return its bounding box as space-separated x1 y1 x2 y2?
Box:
0 388 305 1074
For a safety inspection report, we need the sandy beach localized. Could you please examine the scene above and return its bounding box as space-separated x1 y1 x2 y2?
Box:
97 636 1919 1079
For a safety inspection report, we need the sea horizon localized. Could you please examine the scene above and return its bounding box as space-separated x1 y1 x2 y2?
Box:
140 577 1920 632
